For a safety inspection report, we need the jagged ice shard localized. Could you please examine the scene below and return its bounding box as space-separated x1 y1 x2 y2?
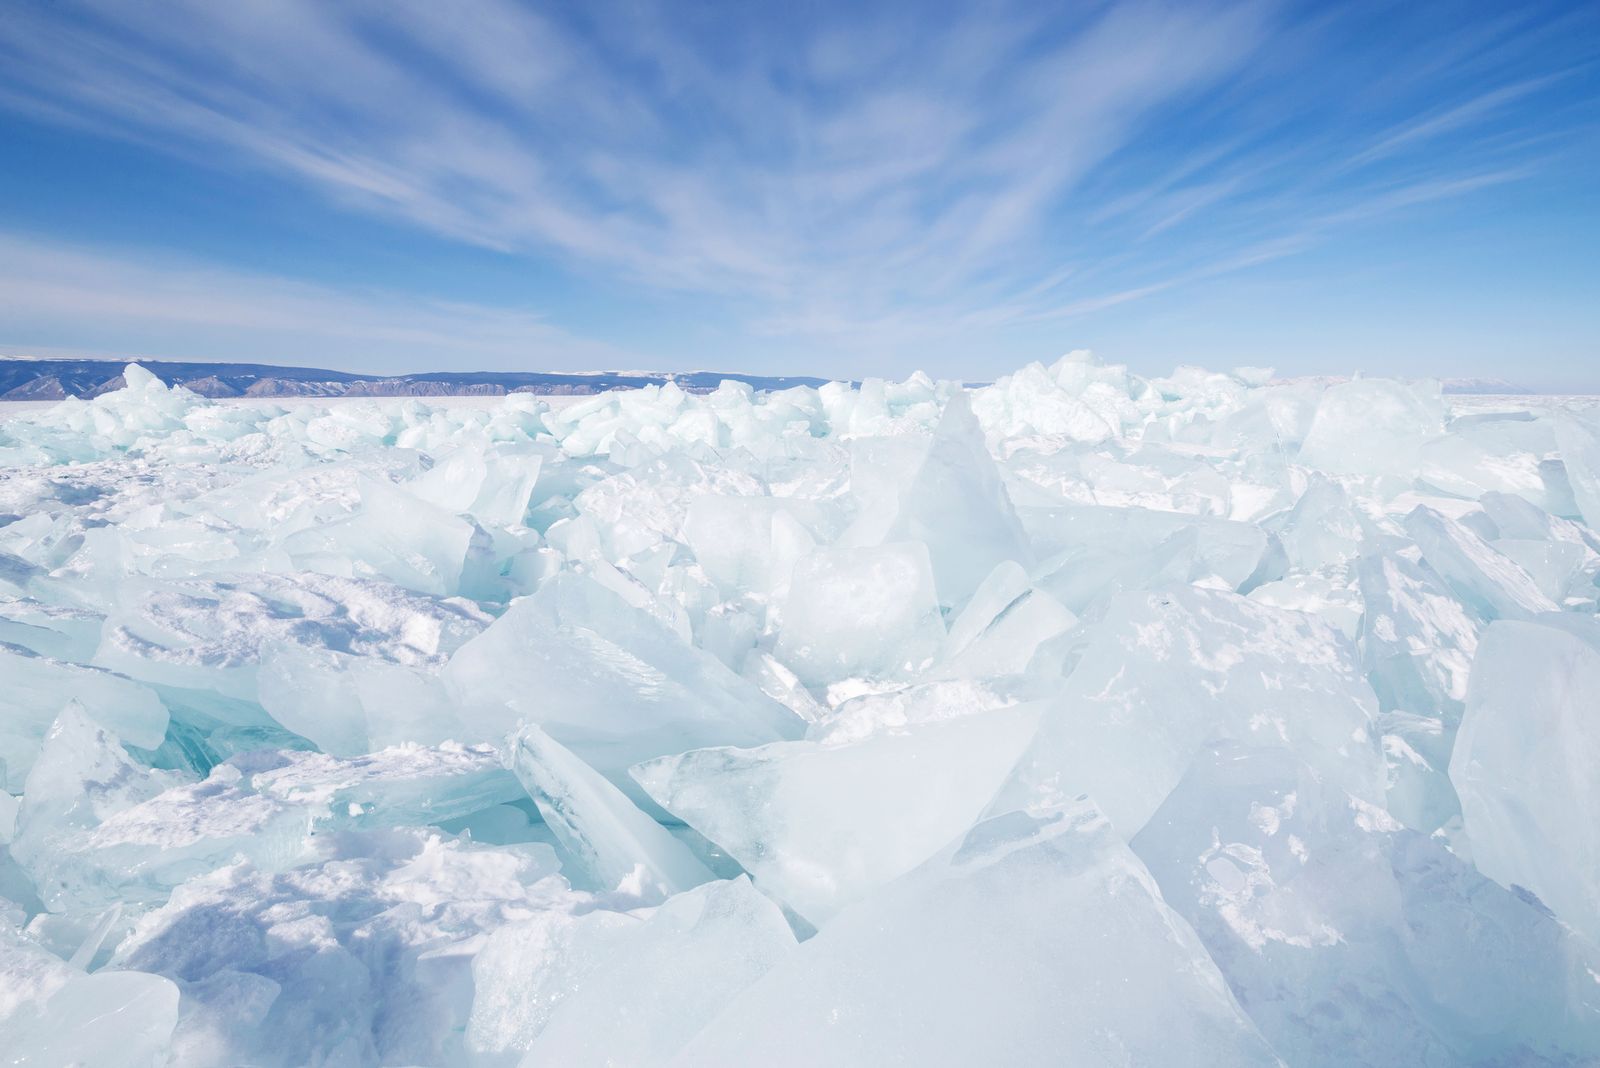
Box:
2 355 1599 1065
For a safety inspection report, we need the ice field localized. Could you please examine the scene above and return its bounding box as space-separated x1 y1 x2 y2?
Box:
3 356 1600 1065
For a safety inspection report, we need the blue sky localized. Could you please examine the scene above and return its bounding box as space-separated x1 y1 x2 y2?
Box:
1 0 1596 388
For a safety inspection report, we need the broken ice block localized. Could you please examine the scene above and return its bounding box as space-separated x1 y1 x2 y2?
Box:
1405 505 1557 619
257 642 462 755
1451 616 1600 946
633 703 1045 923
1554 408 1600 531
92 570 489 704
18 738 523 913
682 494 818 598
1298 378 1445 478
9 704 184 912
1263 473 1369 571
890 391 1035 607
505 721 712 896
772 542 945 686
1357 550 1479 724
282 475 475 595
0 967 179 1068
1021 503 1282 612
995 584 1385 839
470 877 795 1066
933 560 1078 679
673 800 1281 1067
407 443 543 528
444 572 804 800
1134 743 1600 1065
0 648 167 789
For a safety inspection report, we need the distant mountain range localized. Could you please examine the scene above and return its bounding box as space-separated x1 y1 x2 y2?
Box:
0 356 836 400
0 355 1539 402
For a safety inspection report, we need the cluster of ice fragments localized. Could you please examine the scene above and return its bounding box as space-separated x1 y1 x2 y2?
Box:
2 355 1599 1065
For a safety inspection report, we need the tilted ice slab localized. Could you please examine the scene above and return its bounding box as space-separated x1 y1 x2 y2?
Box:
994 584 1385 839
633 702 1045 923
1133 743 1600 1066
1451 615 1600 947
0 648 167 789
674 800 1282 1067
444 572 804 798
772 541 946 686
0 947 179 1068
504 721 713 898
469 875 795 1066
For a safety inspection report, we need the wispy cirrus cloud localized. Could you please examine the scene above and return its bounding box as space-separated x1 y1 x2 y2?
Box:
0 234 627 372
0 0 1592 370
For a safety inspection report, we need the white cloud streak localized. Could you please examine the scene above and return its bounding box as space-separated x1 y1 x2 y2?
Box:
0 234 627 372
0 0 1584 366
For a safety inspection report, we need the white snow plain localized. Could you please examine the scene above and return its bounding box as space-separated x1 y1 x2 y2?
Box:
2 356 1600 1065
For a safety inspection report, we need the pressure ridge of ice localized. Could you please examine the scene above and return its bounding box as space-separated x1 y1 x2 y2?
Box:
2 355 1600 1065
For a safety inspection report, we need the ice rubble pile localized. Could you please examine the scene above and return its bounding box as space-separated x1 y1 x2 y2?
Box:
2 356 1600 1065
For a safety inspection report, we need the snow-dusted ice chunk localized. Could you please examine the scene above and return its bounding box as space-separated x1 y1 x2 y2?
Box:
9 704 185 912
0 923 77 1029
773 542 945 686
1451 617 1600 946
0 647 167 789
933 560 1077 679
1 967 180 1068
1405 505 1557 619
1298 377 1445 478
258 642 462 755
1493 537 1585 601
889 391 1034 607
808 676 1044 746
249 742 524 826
470 877 795 1066
673 800 1281 1067
0 595 102 661
1554 408 1600 530
505 721 712 897
1133 744 1600 1066
995 585 1384 839
22 761 309 913
407 443 544 528
520 878 793 1066
114 828 565 1068
1021 504 1282 613
468 906 635 1056
444 572 803 797
1264 473 1368 571
18 740 524 913
282 475 475 596
633 703 1044 923
1357 550 1479 723
682 494 818 598
1480 490 1600 571
969 356 1122 443
1377 710 1459 833
1246 569 1364 638
92 570 490 703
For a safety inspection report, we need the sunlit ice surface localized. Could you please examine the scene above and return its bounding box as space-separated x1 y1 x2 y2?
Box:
3 355 1600 1066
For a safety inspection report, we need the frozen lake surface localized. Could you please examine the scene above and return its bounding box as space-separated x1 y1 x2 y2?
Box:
3 357 1600 1065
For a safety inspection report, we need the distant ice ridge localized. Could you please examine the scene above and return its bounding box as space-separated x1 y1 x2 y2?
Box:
2 354 1600 1065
